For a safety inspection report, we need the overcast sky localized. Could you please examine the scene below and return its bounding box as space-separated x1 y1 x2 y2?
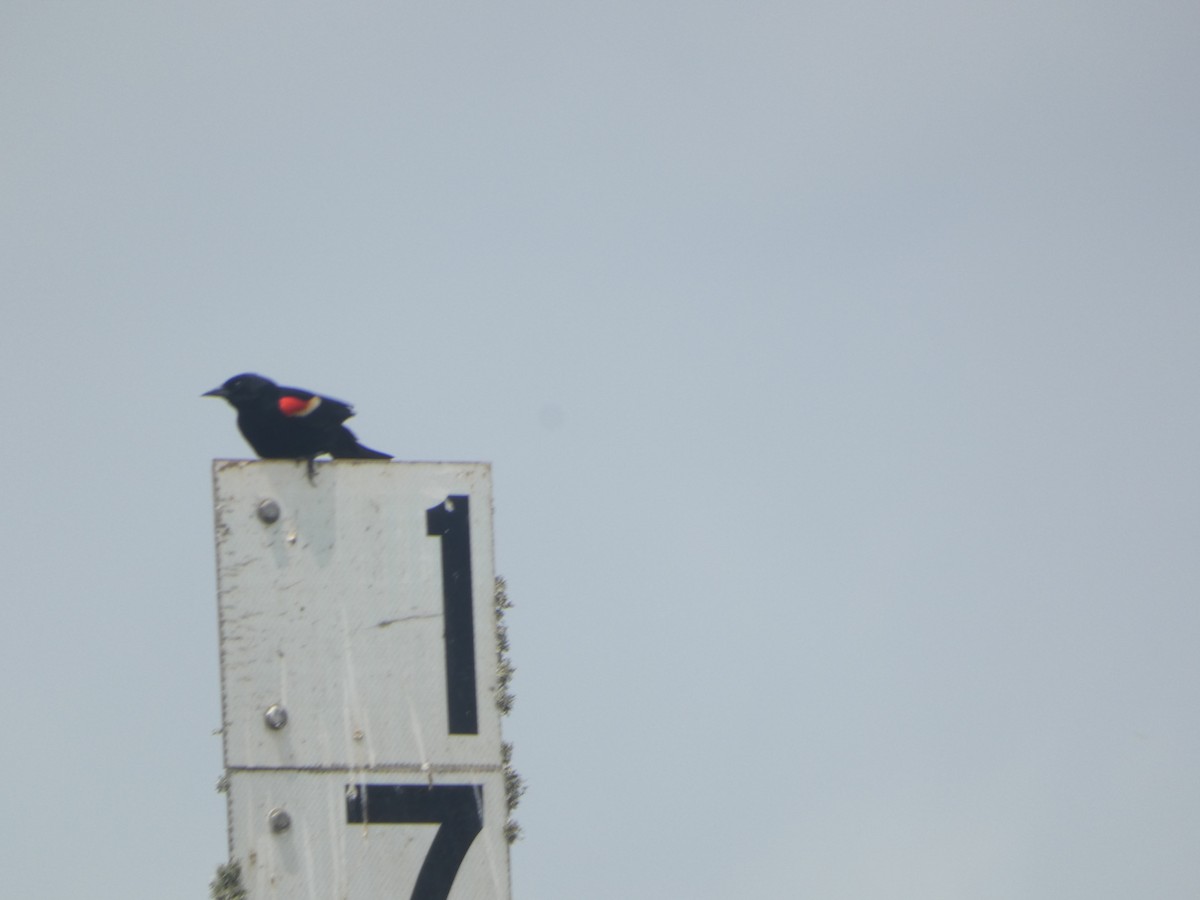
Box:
2 2 1198 898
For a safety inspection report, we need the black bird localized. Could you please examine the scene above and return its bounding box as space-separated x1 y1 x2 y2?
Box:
203 373 392 464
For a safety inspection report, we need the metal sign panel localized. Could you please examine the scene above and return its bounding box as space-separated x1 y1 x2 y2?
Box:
213 460 511 899
224 771 511 899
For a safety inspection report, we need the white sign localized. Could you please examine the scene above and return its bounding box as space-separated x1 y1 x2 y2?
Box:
213 460 511 899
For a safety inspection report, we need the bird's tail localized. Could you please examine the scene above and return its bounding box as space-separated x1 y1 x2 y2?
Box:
330 429 393 459
333 443 393 460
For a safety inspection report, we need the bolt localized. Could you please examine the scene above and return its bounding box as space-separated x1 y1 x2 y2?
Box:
257 499 281 524
268 808 291 833
264 705 288 729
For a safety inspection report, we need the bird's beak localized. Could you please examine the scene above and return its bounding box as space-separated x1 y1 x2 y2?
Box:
202 386 228 398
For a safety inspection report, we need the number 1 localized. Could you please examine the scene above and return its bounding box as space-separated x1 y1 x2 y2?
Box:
425 495 478 735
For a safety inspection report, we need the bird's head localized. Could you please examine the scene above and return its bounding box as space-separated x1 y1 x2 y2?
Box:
203 373 278 409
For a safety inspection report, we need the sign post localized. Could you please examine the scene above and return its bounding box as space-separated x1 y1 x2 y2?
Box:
212 460 513 899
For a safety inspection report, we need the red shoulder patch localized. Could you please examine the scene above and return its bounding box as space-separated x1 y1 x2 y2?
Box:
279 395 321 417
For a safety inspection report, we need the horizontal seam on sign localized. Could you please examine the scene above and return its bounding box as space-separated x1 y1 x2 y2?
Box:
226 764 505 774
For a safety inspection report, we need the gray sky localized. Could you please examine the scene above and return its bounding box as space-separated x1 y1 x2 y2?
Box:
2 2 1198 897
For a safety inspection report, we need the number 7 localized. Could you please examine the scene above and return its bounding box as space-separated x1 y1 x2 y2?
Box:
347 784 484 900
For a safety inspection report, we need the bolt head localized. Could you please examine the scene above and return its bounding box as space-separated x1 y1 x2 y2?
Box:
268 808 291 833
257 499 281 524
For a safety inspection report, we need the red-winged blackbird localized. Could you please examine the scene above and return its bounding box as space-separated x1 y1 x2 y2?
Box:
204 373 392 463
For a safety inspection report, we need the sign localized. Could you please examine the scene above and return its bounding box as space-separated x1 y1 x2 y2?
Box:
212 460 511 899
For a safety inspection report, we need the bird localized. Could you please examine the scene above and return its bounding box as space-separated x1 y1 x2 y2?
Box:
203 373 392 470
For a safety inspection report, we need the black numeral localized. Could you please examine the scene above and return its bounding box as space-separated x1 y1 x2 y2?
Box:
347 784 484 900
425 496 478 735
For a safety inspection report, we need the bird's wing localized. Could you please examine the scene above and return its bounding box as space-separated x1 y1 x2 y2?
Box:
277 386 356 423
